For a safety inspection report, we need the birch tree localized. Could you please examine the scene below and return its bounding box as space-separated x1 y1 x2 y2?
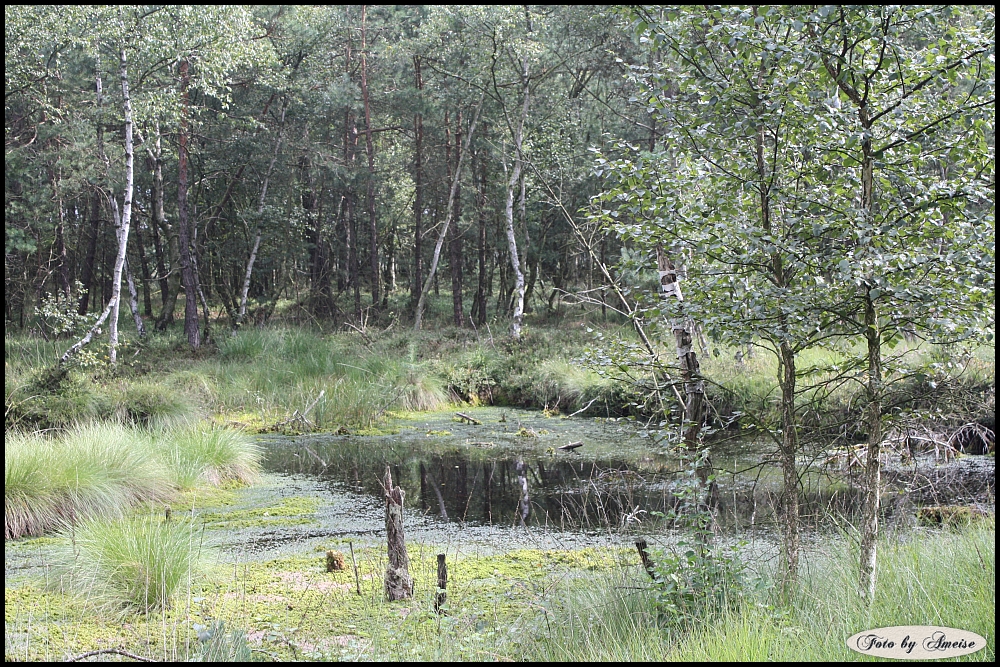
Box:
805 4 995 600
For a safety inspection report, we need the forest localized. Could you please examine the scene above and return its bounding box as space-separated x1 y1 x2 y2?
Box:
5 5 995 662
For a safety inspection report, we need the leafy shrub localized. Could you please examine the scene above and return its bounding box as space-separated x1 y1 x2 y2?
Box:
649 540 750 624
33 283 97 339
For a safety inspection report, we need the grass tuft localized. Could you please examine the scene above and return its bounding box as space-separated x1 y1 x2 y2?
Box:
53 514 203 613
5 425 170 539
5 423 260 538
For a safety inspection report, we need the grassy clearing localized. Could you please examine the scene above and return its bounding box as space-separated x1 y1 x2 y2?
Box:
6 319 992 437
4 423 259 539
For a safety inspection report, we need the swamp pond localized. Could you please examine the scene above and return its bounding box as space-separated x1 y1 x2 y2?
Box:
4 407 994 661
237 407 995 557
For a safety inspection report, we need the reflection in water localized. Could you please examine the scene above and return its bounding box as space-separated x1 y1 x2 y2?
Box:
262 429 989 534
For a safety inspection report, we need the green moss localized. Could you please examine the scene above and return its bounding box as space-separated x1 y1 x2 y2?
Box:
354 425 401 436
198 496 321 529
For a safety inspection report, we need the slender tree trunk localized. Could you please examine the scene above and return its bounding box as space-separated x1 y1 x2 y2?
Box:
50 169 71 298
752 94 799 583
411 56 424 309
448 110 465 327
360 5 380 309
778 341 799 585
413 94 485 331
146 125 173 324
78 192 101 315
502 57 530 339
345 110 362 319
473 141 488 326
134 220 153 316
657 247 712 509
858 105 881 601
235 98 288 331
177 59 199 348
107 46 136 362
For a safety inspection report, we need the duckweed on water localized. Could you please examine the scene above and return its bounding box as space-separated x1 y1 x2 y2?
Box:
197 496 321 530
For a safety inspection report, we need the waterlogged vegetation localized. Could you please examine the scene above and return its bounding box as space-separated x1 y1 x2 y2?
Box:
4 323 996 661
5 3 995 663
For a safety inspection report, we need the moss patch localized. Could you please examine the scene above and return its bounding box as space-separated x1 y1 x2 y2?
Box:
198 496 321 530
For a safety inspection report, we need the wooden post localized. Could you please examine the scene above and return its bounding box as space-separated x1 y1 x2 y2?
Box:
383 466 413 600
636 539 657 580
349 541 361 595
434 553 448 613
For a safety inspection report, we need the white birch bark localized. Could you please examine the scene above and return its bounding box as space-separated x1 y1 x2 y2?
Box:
107 47 135 364
503 57 531 339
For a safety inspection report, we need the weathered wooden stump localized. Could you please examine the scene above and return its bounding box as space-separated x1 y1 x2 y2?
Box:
383 466 413 600
434 553 448 613
326 550 345 572
635 539 657 580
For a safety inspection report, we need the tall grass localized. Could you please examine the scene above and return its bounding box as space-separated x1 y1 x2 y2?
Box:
5 423 259 539
53 514 203 613
518 522 996 661
5 425 171 539
153 425 262 489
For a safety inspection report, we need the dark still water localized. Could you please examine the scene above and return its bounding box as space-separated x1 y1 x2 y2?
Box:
260 408 995 535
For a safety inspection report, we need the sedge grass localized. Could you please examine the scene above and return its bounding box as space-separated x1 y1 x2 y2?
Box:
5 423 260 539
5 424 171 539
153 425 261 489
52 513 204 613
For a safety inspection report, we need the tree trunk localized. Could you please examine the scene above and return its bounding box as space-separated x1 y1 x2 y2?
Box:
858 104 881 601
345 110 362 319
235 97 287 331
50 169 71 298
360 5 380 309
342 31 362 320
106 47 137 363
411 56 424 310
448 110 465 327
413 94 485 331
473 140 488 326
502 57 530 339
177 58 199 348
78 192 101 315
778 341 799 587
145 126 176 327
382 466 413 601
657 246 713 509
133 219 153 316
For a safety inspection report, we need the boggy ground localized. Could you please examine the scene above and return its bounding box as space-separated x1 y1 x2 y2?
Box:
5 407 995 661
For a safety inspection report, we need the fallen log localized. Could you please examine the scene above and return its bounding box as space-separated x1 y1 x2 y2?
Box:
557 441 584 451
455 412 482 425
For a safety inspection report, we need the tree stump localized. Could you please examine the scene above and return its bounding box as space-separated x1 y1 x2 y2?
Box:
326 550 345 572
383 466 413 600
